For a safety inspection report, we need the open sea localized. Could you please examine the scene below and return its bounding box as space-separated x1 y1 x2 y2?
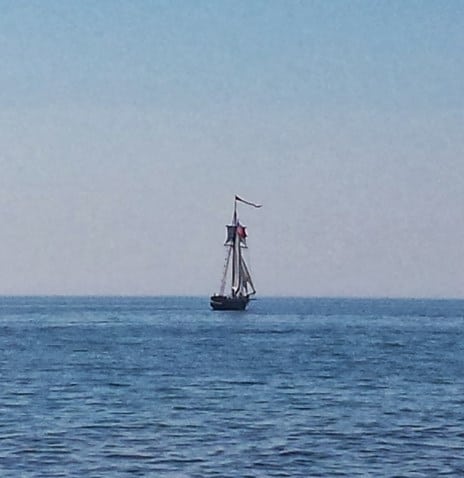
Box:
1 296 463 477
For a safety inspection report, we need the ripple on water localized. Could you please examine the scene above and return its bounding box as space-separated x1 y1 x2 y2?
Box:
1 297 464 477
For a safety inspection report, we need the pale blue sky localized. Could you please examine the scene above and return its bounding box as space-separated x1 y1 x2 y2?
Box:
0 1 463 297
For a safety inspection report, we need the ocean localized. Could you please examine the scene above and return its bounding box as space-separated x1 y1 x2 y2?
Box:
0 296 463 477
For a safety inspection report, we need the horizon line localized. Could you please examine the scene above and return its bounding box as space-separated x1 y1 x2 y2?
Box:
1 294 464 301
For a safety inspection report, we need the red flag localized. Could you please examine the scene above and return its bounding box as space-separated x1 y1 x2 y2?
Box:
236 224 247 238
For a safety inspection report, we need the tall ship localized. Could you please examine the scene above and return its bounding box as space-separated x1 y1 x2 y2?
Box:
210 195 261 311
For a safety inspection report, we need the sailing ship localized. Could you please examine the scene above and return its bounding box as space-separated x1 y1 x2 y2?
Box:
210 195 261 311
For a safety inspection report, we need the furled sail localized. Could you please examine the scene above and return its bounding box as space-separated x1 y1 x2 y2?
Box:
225 225 237 245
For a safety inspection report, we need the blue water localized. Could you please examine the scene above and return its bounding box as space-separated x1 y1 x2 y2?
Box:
1 296 463 477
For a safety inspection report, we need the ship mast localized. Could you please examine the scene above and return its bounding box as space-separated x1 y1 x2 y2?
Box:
218 195 261 298
231 200 238 296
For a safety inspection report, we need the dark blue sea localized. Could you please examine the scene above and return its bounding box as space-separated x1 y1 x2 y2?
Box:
1 296 463 477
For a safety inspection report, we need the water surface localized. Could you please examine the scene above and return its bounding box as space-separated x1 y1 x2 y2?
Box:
1 296 463 476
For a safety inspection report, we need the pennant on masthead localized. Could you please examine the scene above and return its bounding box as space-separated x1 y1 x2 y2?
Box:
235 195 262 208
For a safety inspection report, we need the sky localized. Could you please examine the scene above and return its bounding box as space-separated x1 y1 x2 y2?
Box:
0 0 463 297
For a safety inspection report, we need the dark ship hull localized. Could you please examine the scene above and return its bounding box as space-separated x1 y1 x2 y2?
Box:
210 295 249 311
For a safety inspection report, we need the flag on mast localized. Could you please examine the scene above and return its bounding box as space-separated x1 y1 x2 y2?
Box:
235 195 262 208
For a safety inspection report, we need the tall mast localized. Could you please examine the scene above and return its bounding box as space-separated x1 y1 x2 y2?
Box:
223 195 261 298
236 227 242 295
231 197 238 296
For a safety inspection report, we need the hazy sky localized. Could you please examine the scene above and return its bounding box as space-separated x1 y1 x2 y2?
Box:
1 1 463 297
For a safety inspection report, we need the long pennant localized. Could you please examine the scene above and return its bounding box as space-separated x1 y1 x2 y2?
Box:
235 195 262 208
